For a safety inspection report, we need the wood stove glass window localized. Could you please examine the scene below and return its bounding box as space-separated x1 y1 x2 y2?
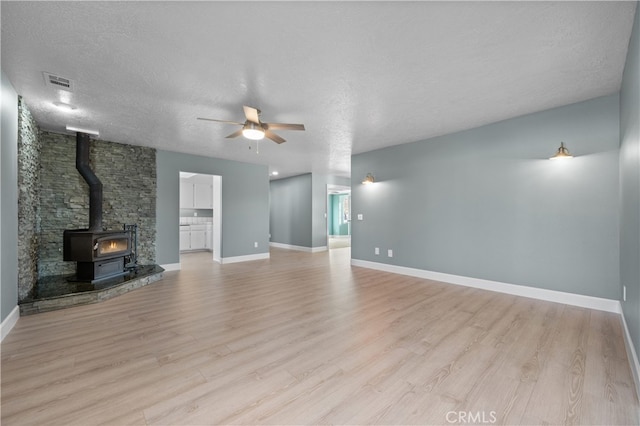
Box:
97 237 129 256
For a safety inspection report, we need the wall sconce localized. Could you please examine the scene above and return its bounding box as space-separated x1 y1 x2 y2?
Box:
362 173 375 185
549 142 573 160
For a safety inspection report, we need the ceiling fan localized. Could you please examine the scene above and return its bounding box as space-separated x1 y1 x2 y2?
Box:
197 106 305 144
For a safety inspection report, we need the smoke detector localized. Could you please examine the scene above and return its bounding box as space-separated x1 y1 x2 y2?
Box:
43 72 75 92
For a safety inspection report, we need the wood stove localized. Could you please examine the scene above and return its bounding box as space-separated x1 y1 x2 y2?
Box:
63 132 133 283
63 230 132 282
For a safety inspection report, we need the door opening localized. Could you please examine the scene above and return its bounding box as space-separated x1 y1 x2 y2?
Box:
327 184 351 250
179 172 222 263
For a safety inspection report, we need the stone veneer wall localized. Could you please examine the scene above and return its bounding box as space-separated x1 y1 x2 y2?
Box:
38 131 157 279
17 97 42 300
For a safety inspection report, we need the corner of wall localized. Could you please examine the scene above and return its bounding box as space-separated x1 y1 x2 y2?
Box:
17 97 42 301
619 0 640 391
0 306 20 342
1 70 20 325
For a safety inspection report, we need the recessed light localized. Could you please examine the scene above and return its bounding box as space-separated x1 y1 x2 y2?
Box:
65 125 99 136
271 171 279 176
53 101 77 112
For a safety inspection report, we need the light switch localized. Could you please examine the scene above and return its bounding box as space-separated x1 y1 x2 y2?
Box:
357 214 363 221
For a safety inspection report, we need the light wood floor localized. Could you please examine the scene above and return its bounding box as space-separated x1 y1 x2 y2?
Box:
2 248 638 425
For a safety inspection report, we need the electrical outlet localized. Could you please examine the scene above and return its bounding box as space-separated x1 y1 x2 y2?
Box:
375 247 380 255
388 249 393 258
623 285 627 302
254 242 258 248
194 212 198 217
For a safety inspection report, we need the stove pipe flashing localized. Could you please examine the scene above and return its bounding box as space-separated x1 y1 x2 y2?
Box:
75 132 102 231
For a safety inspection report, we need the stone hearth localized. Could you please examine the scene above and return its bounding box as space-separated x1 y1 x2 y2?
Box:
19 265 164 315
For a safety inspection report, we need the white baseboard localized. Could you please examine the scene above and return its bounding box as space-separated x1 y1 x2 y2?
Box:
221 253 270 264
1 305 20 342
329 235 351 239
270 242 327 253
620 307 640 400
350 259 620 313
160 263 181 271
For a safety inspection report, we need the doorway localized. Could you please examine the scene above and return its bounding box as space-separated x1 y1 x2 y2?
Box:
327 184 351 249
179 172 222 263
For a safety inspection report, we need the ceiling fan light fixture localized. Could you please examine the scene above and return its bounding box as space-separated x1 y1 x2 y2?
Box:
242 122 265 140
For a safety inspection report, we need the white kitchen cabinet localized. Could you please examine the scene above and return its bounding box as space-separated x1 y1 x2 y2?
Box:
179 227 191 251
180 225 209 251
181 181 213 209
180 181 194 208
190 225 206 250
194 183 213 209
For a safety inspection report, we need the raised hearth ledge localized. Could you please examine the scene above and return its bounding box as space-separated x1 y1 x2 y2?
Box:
19 265 164 315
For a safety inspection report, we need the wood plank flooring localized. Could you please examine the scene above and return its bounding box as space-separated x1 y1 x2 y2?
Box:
2 248 638 425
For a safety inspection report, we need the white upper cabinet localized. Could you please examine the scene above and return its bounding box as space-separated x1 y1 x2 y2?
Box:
194 183 213 209
180 181 195 209
180 175 213 209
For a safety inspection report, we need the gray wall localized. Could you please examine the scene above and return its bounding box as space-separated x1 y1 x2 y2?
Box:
311 175 326 248
352 94 620 300
620 3 640 360
270 174 312 247
157 150 269 263
1 70 19 322
270 173 350 249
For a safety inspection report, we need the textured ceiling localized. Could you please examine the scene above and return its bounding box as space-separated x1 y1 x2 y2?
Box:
1 1 636 179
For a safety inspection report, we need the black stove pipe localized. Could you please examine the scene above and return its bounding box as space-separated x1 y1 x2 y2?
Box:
75 132 102 231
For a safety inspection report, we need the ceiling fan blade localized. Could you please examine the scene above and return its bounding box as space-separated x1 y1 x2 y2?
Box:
265 130 286 144
197 117 244 125
264 123 305 131
225 129 244 139
243 106 261 124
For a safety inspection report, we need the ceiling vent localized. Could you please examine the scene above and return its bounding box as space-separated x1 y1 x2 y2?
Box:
43 72 74 92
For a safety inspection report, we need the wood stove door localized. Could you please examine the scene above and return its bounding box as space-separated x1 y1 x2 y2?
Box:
95 234 130 258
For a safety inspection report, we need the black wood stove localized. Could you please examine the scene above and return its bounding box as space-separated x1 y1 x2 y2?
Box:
63 229 131 282
63 132 132 283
